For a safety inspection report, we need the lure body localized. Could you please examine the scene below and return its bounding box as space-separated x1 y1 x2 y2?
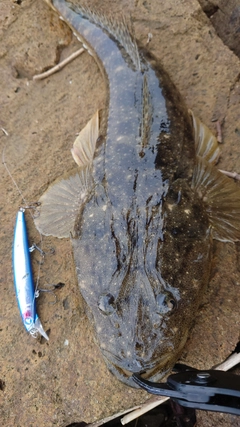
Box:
13 209 48 340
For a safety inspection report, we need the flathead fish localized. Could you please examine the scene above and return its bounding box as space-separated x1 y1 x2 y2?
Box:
36 0 240 386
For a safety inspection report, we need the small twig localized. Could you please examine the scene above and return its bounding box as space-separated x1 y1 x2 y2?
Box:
1 127 9 136
219 169 240 181
216 120 222 143
121 396 169 425
214 350 240 372
33 47 85 81
146 33 153 45
86 405 141 427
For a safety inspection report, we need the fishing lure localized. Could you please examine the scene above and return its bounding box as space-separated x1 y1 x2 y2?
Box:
12 208 49 340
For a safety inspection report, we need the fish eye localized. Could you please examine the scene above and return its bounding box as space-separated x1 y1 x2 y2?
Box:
171 227 181 236
156 292 177 314
98 293 115 315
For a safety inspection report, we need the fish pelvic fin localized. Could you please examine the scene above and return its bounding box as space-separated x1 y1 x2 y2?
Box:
192 156 240 242
71 110 99 167
189 109 220 164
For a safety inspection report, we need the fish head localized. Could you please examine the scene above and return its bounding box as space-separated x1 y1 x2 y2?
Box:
95 284 184 387
86 182 211 387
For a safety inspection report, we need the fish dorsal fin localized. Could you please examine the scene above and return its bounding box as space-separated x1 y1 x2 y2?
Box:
189 109 220 164
35 111 99 238
69 1 140 70
71 110 99 167
192 157 240 242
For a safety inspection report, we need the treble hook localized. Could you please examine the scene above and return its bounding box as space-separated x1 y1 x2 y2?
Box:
35 282 65 305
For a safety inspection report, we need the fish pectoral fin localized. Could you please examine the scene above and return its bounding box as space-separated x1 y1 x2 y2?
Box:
71 110 99 167
34 111 98 238
34 168 90 238
189 109 220 165
192 156 240 242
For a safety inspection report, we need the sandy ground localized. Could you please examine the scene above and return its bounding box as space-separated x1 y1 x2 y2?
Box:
0 1 240 426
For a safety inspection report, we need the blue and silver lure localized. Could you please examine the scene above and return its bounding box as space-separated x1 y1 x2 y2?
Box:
12 209 49 340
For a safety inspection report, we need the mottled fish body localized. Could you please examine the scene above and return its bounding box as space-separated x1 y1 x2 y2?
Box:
37 0 240 386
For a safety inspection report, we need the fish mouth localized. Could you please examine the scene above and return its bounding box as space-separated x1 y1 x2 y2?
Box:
101 330 189 387
101 351 174 388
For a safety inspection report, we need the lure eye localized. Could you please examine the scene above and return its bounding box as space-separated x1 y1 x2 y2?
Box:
156 292 177 314
98 293 115 315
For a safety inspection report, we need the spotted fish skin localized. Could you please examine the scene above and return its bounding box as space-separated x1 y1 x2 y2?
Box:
39 0 240 387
